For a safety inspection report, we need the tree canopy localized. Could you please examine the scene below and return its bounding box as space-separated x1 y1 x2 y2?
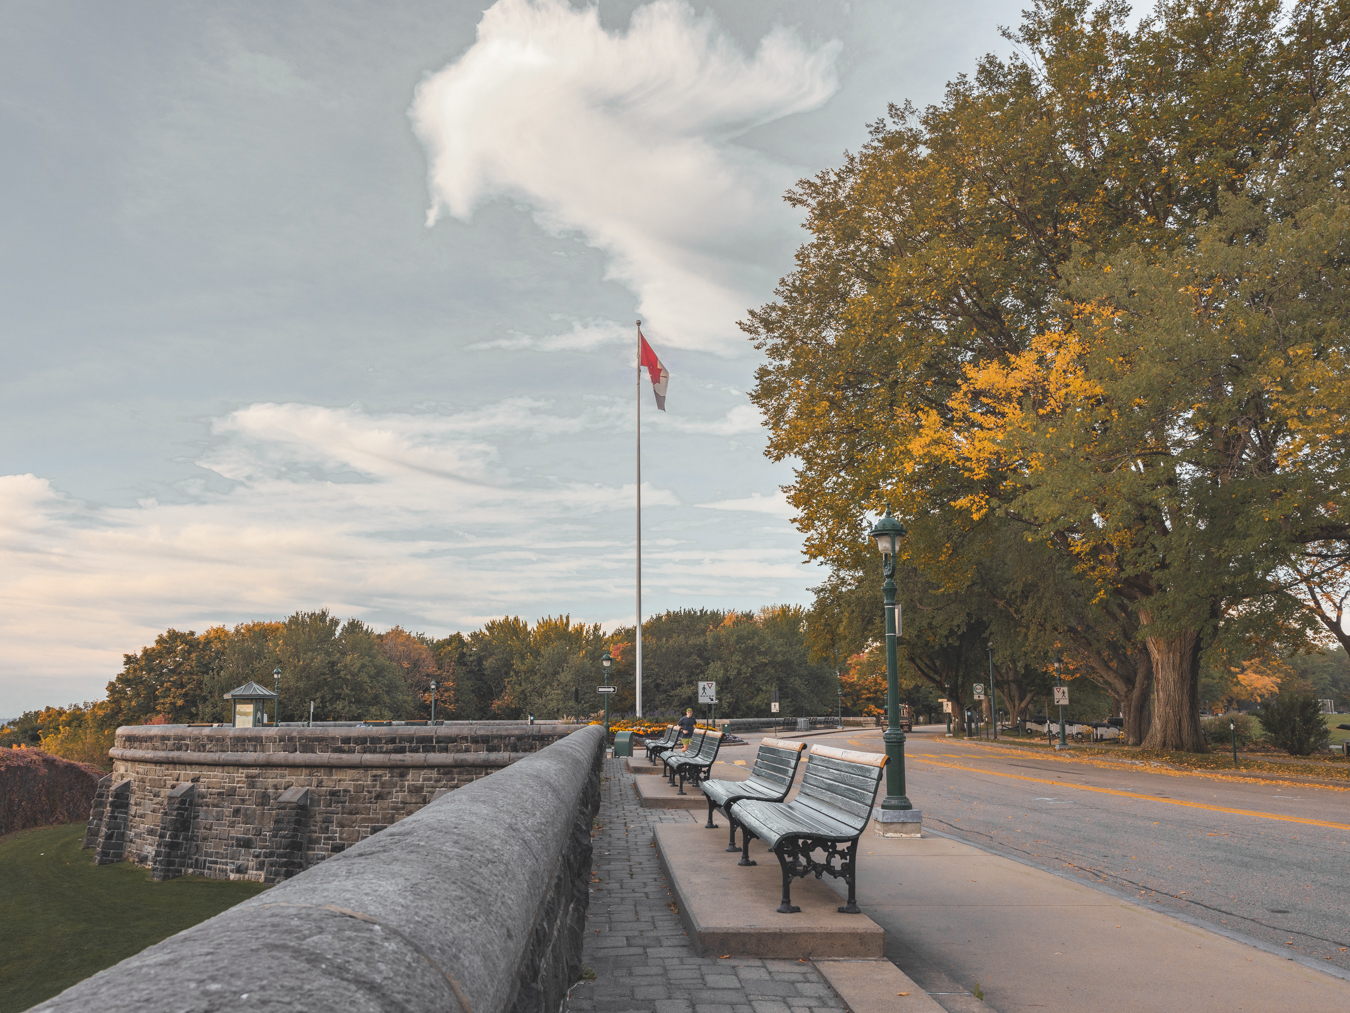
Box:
746 0 1350 750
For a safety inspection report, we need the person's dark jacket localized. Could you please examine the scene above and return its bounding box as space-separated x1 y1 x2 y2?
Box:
677 714 696 737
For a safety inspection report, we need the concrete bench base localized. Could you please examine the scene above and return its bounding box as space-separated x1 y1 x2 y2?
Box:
635 761 749 808
814 959 943 1013
625 756 666 775
654 823 885 958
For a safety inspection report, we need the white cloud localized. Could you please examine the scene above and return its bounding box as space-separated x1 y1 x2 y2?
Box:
0 401 810 708
464 318 632 353
698 490 794 517
657 404 763 436
410 0 840 353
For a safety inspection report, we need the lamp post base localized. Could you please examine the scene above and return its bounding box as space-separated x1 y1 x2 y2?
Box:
872 808 923 838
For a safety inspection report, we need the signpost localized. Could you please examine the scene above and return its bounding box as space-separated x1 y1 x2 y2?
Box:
1053 686 1069 706
597 686 617 694
699 681 717 728
973 683 985 699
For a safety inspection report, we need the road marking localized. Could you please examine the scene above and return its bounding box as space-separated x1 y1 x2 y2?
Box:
912 755 1350 831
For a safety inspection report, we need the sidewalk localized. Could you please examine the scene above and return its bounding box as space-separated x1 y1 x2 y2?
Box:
851 829 1350 1012
566 758 850 1013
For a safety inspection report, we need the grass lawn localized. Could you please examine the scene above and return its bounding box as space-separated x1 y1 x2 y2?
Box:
0 822 268 1013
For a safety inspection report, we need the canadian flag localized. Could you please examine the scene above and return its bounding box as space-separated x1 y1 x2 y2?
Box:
638 324 669 411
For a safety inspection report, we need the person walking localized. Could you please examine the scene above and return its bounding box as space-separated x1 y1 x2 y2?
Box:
677 708 696 749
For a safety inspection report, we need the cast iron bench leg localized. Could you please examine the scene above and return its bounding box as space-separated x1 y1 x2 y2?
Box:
725 813 740 852
738 826 756 866
705 796 718 829
676 770 687 795
775 845 800 914
837 839 861 914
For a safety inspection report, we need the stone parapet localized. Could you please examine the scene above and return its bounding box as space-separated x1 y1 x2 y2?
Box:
38 724 606 1013
84 721 580 883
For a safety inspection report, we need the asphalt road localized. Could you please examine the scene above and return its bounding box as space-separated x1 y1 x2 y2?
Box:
819 725 1350 972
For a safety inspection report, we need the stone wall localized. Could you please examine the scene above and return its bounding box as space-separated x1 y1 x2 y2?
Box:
36 724 606 1013
83 721 577 882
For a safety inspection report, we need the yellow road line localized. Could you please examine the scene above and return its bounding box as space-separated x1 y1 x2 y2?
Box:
911 755 1350 832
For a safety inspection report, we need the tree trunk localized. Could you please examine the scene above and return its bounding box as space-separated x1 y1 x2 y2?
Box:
1123 651 1152 747
1139 622 1206 752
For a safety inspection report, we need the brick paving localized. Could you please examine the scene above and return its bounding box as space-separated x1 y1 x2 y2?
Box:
566 757 850 1013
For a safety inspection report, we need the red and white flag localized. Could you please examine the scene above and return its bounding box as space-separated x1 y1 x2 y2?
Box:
638 324 669 411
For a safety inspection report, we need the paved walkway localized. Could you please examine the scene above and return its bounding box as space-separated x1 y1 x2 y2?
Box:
566 758 850 1013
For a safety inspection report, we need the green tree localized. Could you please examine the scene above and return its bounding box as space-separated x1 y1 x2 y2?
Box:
746 0 1350 751
1259 692 1333 755
104 628 219 725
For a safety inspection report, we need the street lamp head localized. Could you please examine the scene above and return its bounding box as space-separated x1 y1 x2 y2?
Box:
273 666 282 679
869 509 906 559
1054 655 1063 676
430 680 437 691
601 650 613 671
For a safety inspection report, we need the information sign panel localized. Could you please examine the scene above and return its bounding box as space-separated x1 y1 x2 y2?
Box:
1053 686 1070 706
698 681 717 704
973 683 985 700
597 686 617 694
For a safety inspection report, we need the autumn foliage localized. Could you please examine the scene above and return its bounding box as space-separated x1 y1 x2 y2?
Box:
0 749 104 837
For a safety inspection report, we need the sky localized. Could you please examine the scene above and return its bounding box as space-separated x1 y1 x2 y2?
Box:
0 0 1021 713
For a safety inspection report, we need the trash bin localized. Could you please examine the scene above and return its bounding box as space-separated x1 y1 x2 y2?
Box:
612 730 633 757
796 717 811 732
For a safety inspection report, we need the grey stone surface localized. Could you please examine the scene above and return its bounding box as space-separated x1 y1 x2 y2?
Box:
565 759 849 1013
86 722 578 882
32 724 606 1013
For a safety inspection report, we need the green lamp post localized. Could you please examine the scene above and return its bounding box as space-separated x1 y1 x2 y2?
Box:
1055 655 1068 750
601 650 613 742
272 666 282 725
429 680 438 725
870 509 913 813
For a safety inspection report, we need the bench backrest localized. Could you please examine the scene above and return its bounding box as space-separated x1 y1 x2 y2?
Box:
749 737 807 790
690 728 722 762
660 725 679 745
797 744 887 833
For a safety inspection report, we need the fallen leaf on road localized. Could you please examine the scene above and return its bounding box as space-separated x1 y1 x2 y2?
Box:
897 992 910 996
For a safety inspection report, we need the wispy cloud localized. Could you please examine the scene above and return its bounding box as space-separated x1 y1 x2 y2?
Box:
410 0 840 353
698 490 794 517
0 401 807 706
463 318 633 353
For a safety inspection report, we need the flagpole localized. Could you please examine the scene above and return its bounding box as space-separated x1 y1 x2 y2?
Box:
635 319 643 718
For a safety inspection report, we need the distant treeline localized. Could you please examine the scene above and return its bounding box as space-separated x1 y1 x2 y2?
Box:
1 607 934 762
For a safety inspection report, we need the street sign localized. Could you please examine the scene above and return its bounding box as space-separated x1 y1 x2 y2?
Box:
770 701 780 713
698 681 717 704
942 700 952 713
1053 686 1070 706
973 683 985 700
597 686 617 694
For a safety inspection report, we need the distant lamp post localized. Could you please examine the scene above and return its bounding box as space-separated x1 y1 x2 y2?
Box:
1230 716 1238 768
987 640 998 741
837 672 843 728
430 680 438 725
601 650 614 743
1055 655 1067 750
273 666 282 725
870 509 912 813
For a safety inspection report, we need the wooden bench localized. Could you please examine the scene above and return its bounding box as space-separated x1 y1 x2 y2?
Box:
700 737 807 851
728 744 887 914
657 726 705 781
644 724 680 761
663 728 722 794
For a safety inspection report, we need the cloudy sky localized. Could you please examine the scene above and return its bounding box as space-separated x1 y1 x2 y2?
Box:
1 0 1017 713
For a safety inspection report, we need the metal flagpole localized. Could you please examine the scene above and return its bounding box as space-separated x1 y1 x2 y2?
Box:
635 320 643 718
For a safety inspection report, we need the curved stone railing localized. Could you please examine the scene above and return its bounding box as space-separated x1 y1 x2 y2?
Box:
36 723 606 1013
